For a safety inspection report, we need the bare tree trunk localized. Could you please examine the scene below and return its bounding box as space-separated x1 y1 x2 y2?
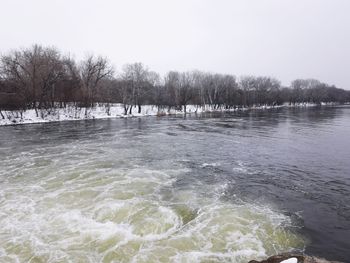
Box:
105 103 111 116
124 104 129 115
129 105 133 114
34 103 39 117
0 110 5 119
138 104 141 114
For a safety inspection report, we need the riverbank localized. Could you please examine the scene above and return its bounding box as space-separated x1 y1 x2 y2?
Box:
0 102 334 126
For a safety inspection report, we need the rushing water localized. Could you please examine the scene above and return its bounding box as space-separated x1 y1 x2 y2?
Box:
0 106 349 263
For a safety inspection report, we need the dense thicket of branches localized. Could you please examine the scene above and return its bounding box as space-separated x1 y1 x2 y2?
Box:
1 45 349 113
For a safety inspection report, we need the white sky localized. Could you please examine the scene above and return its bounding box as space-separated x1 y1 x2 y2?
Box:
1 0 349 89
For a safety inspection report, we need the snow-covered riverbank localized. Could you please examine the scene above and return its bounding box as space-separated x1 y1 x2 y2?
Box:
1 104 202 126
0 102 330 126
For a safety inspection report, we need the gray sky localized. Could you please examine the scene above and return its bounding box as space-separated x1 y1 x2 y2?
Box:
1 0 349 89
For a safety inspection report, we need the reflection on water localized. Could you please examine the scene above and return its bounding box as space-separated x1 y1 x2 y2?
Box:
0 106 349 262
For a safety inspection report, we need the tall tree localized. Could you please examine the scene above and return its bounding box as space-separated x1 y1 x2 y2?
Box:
121 63 152 114
80 55 114 108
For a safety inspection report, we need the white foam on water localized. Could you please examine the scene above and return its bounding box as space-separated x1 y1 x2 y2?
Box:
232 160 256 174
201 162 221 168
0 163 305 262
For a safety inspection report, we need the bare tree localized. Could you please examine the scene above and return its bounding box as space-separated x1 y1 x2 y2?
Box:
36 47 65 109
164 71 195 113
121 62 151 114
0 51 28 109
80 55 114 109
0 45 66 113
115 78 133 115
57 56 82 107
239 76 256 107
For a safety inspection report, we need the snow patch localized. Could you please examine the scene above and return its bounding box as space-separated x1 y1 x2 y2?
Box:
281 258 298 263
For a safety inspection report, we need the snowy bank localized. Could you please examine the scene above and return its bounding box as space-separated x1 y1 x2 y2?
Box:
0 102 337 126
0 104 208 126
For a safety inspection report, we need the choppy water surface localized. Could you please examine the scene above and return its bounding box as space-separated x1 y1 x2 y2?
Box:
0 106 349 262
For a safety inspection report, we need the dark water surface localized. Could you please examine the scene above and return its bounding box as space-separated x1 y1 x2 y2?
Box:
0 106 349 262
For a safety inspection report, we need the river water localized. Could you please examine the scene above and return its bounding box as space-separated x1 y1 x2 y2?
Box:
0 106 349 262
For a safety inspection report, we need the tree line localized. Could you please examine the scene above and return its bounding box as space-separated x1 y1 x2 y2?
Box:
1 45 349 115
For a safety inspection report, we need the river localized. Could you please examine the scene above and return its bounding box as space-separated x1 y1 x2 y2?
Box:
0 106 349 262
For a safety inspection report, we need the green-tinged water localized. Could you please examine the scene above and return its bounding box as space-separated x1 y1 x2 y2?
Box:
0 167 303 262
0 165 304 262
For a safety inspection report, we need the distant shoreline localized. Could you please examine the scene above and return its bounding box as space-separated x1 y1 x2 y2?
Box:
0 102 343 126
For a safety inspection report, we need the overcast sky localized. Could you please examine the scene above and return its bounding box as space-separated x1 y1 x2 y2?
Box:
1 0 349 89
